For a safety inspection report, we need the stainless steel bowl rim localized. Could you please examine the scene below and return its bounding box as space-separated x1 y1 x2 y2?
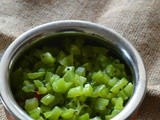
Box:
0 20 147 120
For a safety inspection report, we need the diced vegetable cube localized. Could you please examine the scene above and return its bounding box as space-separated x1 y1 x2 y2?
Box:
75 67 86 76
48 106 62 120
124 82 134 97
95 98 109 111
52 78 72 93
114 97 124 110
29 107 41 119
74 74 87 86
61 108 75 119
67 86 83 98
27 72 45 79
110 78 128 94
25 98 38 112
92 85 109 98
83 84 93 96
41 52 56 64
34 80 44 88
41 94 55 105
78 113 90 120
59 54 73 66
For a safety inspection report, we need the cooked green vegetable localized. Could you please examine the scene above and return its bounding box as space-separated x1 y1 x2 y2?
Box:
10 33 133 120
25 98 39 112
41 94 55 105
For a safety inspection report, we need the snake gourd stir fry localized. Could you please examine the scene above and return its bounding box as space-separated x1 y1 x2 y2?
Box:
10 33 133 120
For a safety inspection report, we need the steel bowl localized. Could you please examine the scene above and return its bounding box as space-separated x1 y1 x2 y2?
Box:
0 20 147 120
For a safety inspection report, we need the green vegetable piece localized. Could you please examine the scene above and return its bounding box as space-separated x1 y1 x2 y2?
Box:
111 109 121 116
29 107 41 119
41 52 56 64
52 78 66 93
111 98 117 105
50 74 60 84
65 82 73 92
83 83 93 96
34 80 44 87
108 77 119 87
75 67 86 76
40 105 52 112
48 106 62 120
110 78 128 94
55 66 65 76
124 82 133 97
93 85 109 98
45 83 52 92
25 98 38 112
74 74 87 86
114 63 125 71
44 111 53 119
52 78 72 93
59 54 73 66
27 72 45 79
29 107 41 115
118 89 128 100
23 80 31 86
106 92 115 100
92 71 110 85
41 94 55 105
38 87 48 94
106 65 121 77
37 116 45 120
22 84 36 92
61 108 75 119
114 97 124 110
38 68 45 72
105 115 114 120
95 98 109 110
79 95 87 102
67 86 83 98
78 113 90 120
45 72 53 82
63 71 75 82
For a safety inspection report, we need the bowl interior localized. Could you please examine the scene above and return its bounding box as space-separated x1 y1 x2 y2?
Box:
0 21 146 120
10 32 134 118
